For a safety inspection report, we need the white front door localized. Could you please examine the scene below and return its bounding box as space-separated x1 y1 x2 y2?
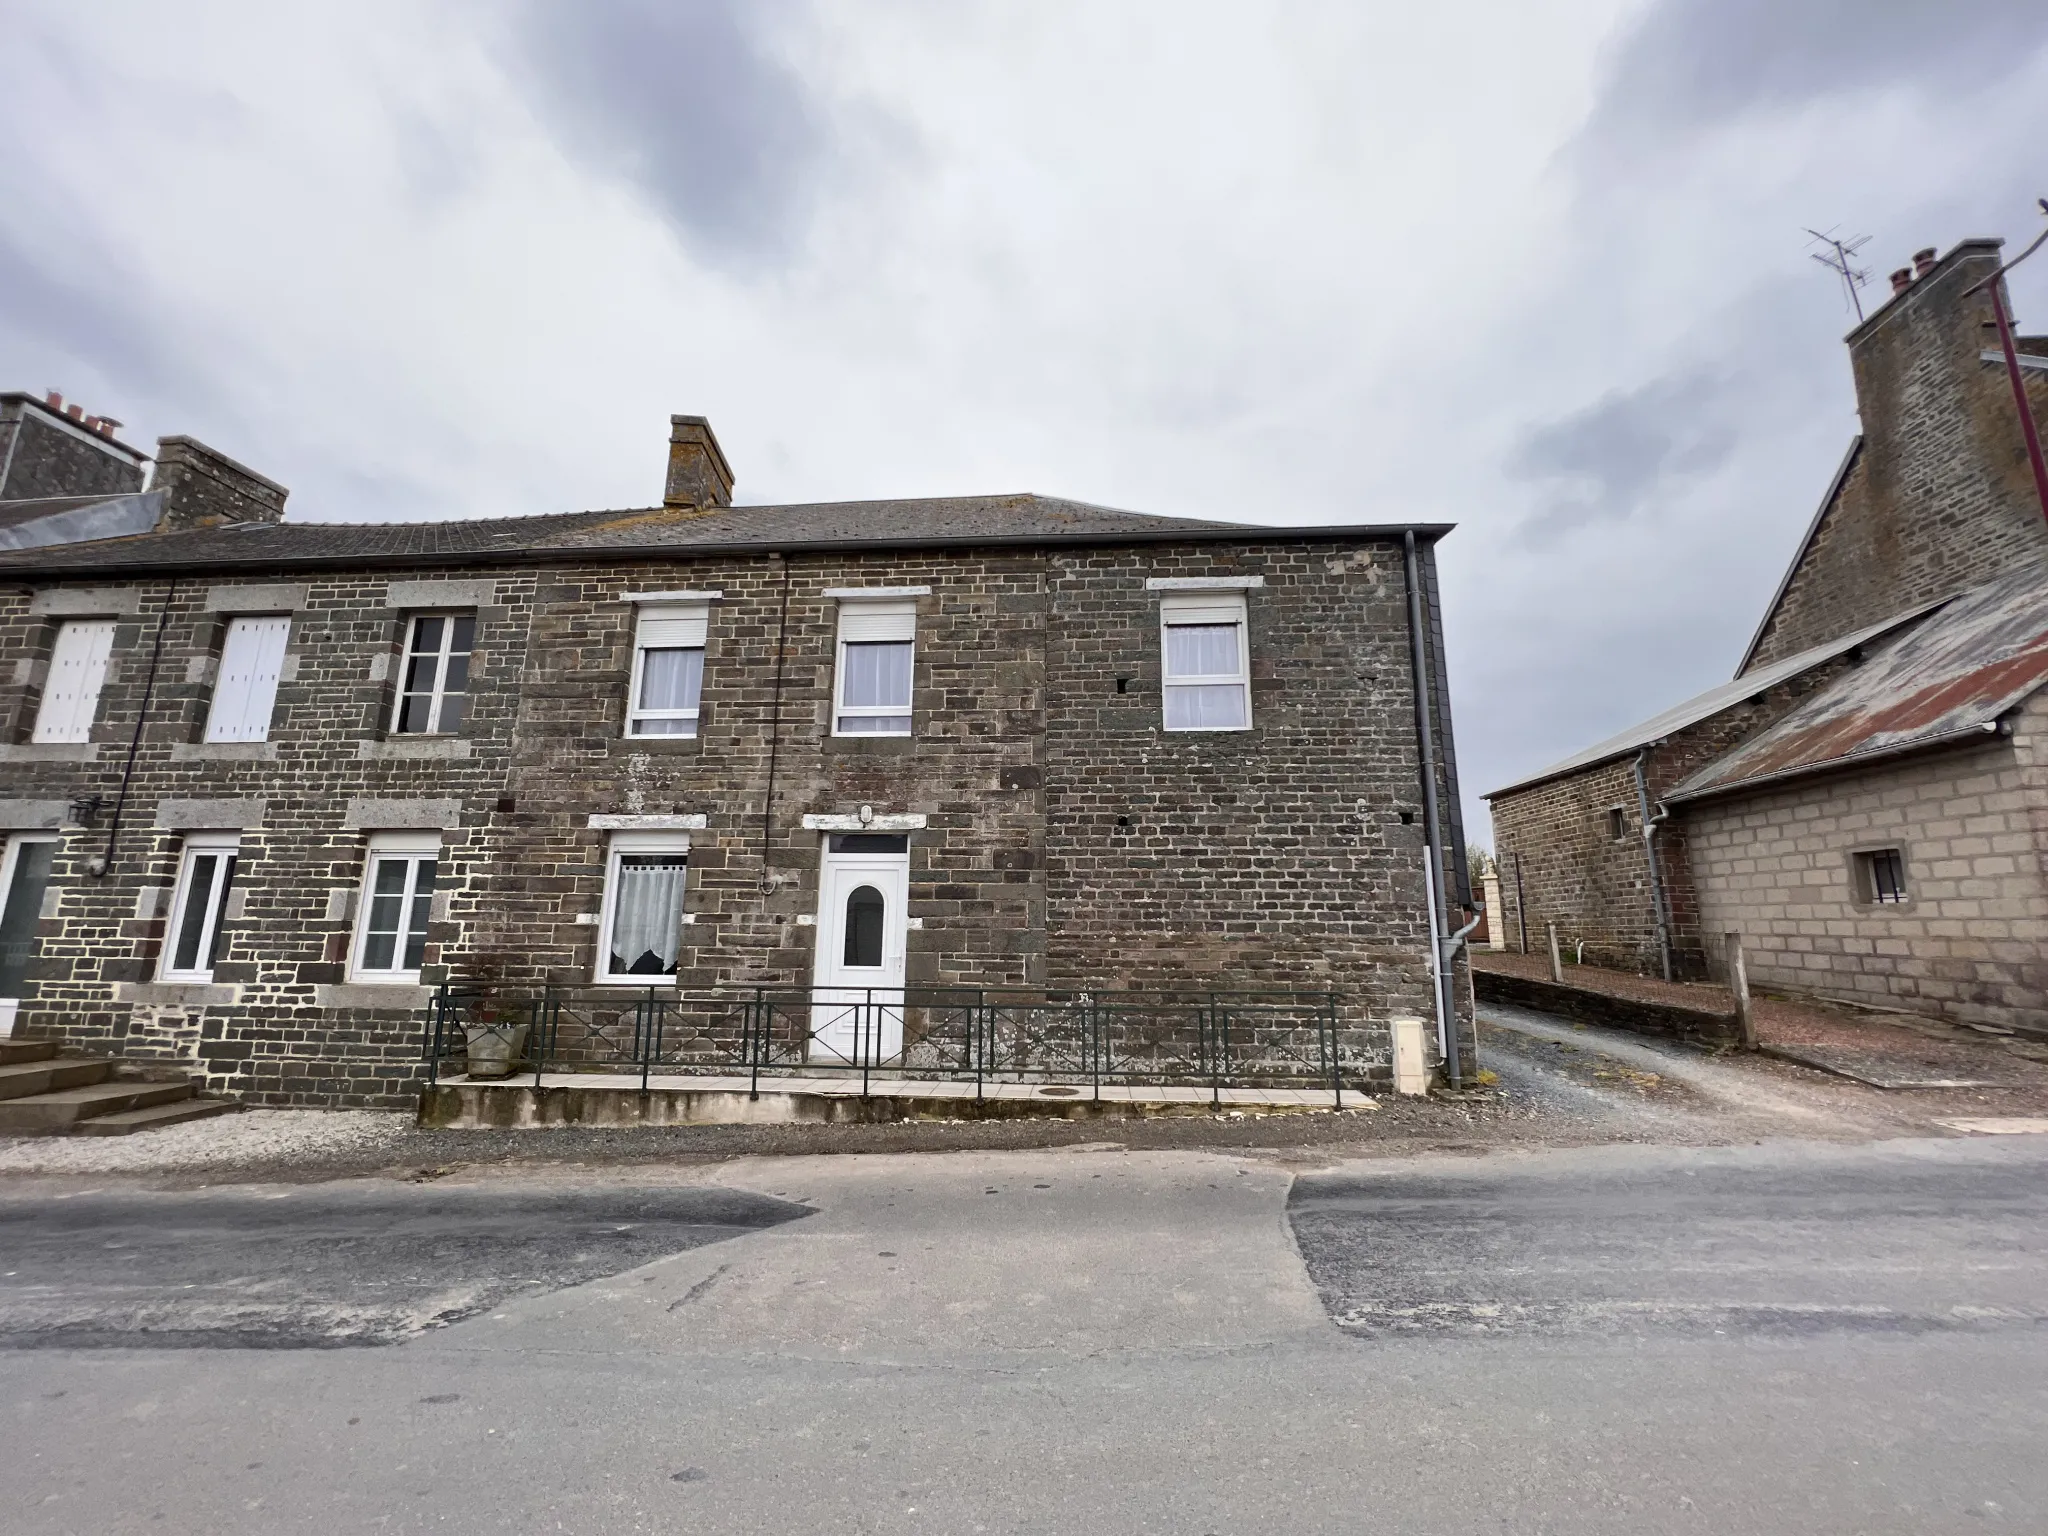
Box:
810 837 910 1063
0 835 59 1037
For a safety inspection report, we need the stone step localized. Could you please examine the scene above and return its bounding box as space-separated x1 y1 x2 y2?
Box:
0 1058 110 1102
0 1080 196 1134
71 1098 240 1136
0 1039 58 1066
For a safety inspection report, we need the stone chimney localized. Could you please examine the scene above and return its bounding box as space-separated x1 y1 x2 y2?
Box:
663 415 734 510
147 436 289 532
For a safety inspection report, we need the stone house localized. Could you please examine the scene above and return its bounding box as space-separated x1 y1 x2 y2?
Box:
0 414 1475 1106
1488 237 2048 1036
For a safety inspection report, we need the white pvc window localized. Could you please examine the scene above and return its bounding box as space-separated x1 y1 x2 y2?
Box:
159 833 240 982
32 618 115 743
393 614 474 735
834 600 915 736
350 833 440 983
0 834 59 1000
204 616 290 743
627 604 707 737
1160 593 1251 731
597 832 690 982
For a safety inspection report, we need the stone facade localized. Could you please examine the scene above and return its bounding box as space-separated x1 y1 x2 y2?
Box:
0 512 1472 1107
1744 242 2048 672
1685 690 2048 1034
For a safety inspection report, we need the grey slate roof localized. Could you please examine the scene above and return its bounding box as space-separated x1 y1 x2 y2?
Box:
1485 601 1947 800
0 493 1446 576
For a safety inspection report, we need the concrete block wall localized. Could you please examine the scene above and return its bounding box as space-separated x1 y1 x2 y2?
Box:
1684 689 2048 1035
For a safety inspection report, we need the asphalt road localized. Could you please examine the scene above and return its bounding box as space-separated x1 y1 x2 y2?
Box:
2 1132 2046 1533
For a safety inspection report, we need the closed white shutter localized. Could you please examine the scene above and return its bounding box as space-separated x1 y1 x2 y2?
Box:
31 619 116 744
837 600 917 643
634 605 708 650
205 616 291 742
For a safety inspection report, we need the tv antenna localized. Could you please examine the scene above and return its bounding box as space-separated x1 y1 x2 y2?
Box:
1806 227 1872 321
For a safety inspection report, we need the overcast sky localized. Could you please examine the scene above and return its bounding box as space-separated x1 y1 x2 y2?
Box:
5 1 2048 842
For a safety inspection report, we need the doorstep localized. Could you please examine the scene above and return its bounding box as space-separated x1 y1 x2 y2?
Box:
418 1070 1377 1129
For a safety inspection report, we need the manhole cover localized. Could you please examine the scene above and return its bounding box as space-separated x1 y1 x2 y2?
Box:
1037 1086 1081 1097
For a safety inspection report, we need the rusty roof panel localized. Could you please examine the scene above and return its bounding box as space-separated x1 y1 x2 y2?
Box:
1668 566 2048 802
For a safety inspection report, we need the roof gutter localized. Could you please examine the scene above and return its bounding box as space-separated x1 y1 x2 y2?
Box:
1663 720 2005 806
0 521 1456 583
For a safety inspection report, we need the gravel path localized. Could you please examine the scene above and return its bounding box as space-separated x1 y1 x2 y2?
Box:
0 1110 410 1176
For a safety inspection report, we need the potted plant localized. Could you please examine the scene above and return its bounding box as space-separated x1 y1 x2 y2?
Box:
449 952 529 1079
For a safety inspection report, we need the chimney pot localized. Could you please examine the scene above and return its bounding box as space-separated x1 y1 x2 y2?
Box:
1913 247 1938 277
44 390 63 411
65 403 84 422
1890 268 1914 295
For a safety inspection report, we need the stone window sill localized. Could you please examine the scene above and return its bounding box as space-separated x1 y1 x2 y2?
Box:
313 983 438 1009
359 737 473 761
171 741 281 763
115 982 239 1007
0 743 100 763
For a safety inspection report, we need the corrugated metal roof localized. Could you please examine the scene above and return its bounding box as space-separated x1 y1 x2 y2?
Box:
1667 565 2048 803
1484 602 1942 800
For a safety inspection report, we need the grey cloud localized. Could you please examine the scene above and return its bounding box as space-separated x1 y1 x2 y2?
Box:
1589 0 2048 138
498 0 827 265
1508 368 1737 544
0 222 185 402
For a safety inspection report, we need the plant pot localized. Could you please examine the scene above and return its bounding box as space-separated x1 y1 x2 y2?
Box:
463 1021 529 1079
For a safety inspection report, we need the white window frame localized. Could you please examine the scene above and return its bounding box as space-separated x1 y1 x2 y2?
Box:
0 832 61 1011
625 603 708 738
832 599 917 737
349 832 442 984
158 832 241 983
32 617 116 744
391 613 475 736
594 831 692 985
204 615 291 743
1159 592 1252 732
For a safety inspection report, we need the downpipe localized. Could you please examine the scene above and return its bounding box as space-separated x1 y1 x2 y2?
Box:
1404 530 1466 1087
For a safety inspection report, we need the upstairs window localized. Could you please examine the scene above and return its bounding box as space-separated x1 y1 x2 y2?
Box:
205 616 290 743
394 614 473 735
627 604 707 737
1160 593 1250 731
351 833 439 983
160 833 239 983
834 599 916 736
32 618 115 744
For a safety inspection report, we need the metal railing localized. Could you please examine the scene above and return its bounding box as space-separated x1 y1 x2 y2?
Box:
422 982 1384 1107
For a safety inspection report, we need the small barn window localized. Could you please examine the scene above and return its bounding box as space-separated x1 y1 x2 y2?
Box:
1606 807 1627 841
1854 847 1909 906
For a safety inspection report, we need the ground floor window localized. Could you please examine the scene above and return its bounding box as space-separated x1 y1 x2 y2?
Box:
598 833 689 982
160 833 240 982
0 834 58 1000
351 833 440 983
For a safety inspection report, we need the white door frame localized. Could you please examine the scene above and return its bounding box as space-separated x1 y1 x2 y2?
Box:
0 832 61 1038
809 837 910 1064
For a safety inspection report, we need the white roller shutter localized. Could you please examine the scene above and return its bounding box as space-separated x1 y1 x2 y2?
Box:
205 616 291 743
31 619 115 744
634 605 708 650
837 599 917 643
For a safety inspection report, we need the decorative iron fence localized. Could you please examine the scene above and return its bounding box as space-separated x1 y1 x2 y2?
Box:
422 983 1384 1107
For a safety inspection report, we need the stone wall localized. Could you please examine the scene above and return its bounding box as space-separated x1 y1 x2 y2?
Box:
0 400 147 502
1684 689 2048 1036
1745 242 2048 671
0 535 1469 1105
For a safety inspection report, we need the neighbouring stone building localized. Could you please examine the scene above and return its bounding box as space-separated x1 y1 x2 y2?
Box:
1488 237 2048 1037
0 413 1475 1106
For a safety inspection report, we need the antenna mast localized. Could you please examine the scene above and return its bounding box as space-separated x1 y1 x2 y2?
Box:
1806 227 1872 322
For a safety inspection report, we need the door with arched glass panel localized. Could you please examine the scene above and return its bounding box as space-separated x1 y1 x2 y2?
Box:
810 835 910 1063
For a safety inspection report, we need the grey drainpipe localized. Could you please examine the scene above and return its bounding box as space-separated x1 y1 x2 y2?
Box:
1632 748 1674 982
1403 531 1463 1087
